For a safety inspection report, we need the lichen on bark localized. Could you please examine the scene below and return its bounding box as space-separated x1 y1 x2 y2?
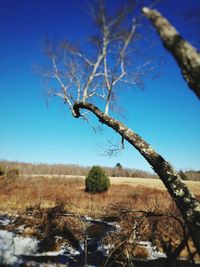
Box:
142 7 200 99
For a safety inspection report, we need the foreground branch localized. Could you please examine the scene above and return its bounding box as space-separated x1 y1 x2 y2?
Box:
73 101 200 253
142 7 200 100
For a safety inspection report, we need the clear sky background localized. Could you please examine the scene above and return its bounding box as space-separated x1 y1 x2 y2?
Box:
0 0 200 172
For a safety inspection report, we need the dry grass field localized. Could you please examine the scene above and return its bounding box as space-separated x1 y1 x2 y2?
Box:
0 175 200 263
21 174 200 195
0 175 176 214
109 177 200 195
0 175 199 220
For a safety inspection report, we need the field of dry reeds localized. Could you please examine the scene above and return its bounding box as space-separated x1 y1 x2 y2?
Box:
0 173 200 263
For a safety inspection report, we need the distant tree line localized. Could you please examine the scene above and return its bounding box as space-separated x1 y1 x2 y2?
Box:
0 160 158 178
0 160 200 181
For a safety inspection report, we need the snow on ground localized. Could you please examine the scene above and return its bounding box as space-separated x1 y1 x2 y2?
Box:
0 229 83 266
0 214 11 226
0 212 167 266
97 243 114 256
138 241 166 259
0 230 38 265
0 228 167 266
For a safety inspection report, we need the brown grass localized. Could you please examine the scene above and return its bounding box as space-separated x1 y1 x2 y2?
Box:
0 175 199 262
109 177 200 195
0 175 183 215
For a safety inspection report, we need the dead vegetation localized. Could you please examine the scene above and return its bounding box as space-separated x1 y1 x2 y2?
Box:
0 175 181 215
0 174 200 264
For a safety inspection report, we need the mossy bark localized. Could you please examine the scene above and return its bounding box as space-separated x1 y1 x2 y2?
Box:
142 7 200 100
73 101 200 254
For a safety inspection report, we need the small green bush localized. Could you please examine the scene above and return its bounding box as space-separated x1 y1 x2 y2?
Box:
85 166 110 193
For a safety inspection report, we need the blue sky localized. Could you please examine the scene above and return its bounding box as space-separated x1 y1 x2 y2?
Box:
0 0 200 172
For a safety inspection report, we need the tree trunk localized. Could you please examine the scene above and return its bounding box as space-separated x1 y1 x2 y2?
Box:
73 101 200 253
142 7 200 100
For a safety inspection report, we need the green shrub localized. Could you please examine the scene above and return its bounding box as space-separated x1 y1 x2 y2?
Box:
85 166 110 193
6 168 19 179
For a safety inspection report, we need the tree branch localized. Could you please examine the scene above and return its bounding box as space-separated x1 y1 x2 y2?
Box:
73 100 200 253
82 53 104 101
142 7 200 100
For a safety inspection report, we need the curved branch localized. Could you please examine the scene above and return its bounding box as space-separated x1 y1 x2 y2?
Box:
142 7 200 100
73 101 200 253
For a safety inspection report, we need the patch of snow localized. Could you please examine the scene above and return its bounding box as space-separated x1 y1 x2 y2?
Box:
97 243 114 256
137 241 166 260
0 230 18 265
66 245 80 256
14 236 38 256
79 240 86 252
0 230 38 265
17 225 25 233
0 214 11 226
35 249 65 257
83 215 93 222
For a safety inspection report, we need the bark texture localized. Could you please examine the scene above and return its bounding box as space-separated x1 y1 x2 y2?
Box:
73 101 200 253
142 7 200 100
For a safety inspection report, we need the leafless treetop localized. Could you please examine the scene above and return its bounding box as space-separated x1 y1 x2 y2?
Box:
42 1 156 120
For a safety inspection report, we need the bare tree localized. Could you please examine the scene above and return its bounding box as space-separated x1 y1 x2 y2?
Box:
142 7 200 100
42 1 200 254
